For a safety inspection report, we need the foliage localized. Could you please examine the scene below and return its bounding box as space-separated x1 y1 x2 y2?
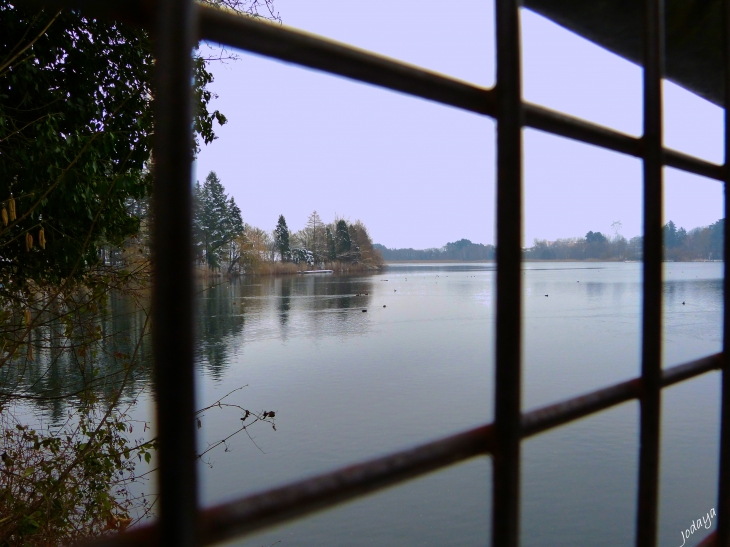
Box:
0 382 277 546
274 214 291 262
193 171 244 270
335 219 351 256
523 219 725 261
376 239 494 261
325 226 336 260
301 210 325 261
0 400 154 546
0 306 155 547
0 2 238 288
0 2 281 544
232 224 273 273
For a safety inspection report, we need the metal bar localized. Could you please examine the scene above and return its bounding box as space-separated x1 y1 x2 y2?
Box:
19 0 726 183
718 0 730 543
523 353 723 439
524 105 724 181
663 149 725 182
198 6 495 116
151 0 199 546
493 1 523 546
85 425 495 547
85 353 722 547
636 0 664 545
524 104 641 157
662 353 724 387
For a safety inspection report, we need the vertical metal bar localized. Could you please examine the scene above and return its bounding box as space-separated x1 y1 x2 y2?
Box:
492 0 523 546
152 0 198 546
635 0 664 545
717 0 730 544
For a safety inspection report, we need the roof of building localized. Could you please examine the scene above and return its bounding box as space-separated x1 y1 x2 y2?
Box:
525 0 724 106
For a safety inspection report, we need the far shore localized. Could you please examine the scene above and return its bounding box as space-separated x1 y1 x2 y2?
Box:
385 258 722 264
385 260 494 264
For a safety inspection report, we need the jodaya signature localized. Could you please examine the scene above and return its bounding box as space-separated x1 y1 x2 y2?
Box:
679 508 715 546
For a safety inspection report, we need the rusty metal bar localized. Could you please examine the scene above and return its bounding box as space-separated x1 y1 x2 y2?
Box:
85 425 495 547
524 105 724 181
523 353 722 439
20 0 727 184
198 6 495 117
524 103 641 156
636 0 665 545
664 149 725 182
13 1 725 546
151 0 199 546
663 353 724 387
85 353 722 547
493 1 523 546
718 0 730 544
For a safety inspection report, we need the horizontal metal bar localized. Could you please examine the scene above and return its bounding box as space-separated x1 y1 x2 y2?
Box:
198 6 495 116
522 377 642 438
86 424 494 546
664 148 725 181
523 353 722 439
525 104 724 181
200 8 725 182
663 353 724 387
524 104 641 157
21 0 725 183
86 353 722 547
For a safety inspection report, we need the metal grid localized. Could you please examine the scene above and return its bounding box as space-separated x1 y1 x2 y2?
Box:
22 0 729 545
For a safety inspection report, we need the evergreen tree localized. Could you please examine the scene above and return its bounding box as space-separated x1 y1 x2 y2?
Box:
193 171 243 269
664 220 678 249
335 219 351 256
710 218 724 259
274 215 291 261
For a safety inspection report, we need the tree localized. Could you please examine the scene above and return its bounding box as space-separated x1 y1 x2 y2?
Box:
664 220 678 249
585 231 607 244
193 171 243 270
0 2 244 287
335 219 351 256
274 215 291 261
347 220 382 265
585 231 608 259
709 218 724 259
303 210 325 262
325 226 337 260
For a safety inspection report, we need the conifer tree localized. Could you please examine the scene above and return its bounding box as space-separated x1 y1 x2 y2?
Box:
335 219 351 256
274 215 291 261
193 171 243 269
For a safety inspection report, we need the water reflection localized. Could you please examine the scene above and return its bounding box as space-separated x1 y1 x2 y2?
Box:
7 273 378 417
195 273 374 378
0 293 151 421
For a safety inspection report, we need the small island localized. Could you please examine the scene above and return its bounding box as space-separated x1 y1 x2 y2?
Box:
191 171 384 277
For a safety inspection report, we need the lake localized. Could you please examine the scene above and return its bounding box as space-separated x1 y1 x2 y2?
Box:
181 261 722 547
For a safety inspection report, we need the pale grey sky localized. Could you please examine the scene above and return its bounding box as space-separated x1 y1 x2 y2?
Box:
196 0 725 249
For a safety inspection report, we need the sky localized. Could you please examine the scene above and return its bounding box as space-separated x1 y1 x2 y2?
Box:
195 0 725 249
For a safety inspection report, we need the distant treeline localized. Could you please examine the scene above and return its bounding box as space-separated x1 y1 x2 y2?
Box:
526 218 724 261
376 219 725 263
374 239 495 261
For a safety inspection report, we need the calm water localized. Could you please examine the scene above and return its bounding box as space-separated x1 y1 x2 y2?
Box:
186 261 722 547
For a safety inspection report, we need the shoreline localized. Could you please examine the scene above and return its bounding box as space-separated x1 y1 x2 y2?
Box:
385 259 722 264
